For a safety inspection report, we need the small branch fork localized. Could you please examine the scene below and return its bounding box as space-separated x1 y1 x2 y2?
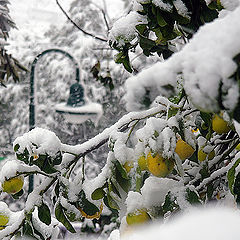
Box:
56 0 108 42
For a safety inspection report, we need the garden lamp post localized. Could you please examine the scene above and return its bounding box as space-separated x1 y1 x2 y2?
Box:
29 49 102 193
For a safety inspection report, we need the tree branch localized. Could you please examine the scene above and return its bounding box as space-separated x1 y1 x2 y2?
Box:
61 106 166 169
56 0 108 42
101 9 110 31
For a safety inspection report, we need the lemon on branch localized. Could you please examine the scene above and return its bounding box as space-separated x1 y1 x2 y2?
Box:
2 176 24 194
126 209 151 226
175 138 195 161
212 113 231 134
0 202 10 230
0 214 8 230
147 152 174 178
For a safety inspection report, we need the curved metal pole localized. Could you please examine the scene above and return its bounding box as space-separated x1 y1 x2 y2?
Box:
29 49 80 193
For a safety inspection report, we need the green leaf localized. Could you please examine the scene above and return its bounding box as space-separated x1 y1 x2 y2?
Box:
157 13 167 27
33 155 57 174
139 35 156 50
14 143 20 152
122 58 133 73
227 158 240 194
136 24 147 35
207 183 214 200
115 52 124 64
115 167 131 193
78 190 100 216
23 221 34 237
136 166 143 193
91 187 105 200
208 1 224 11
199 163 210 180
162 192 178 213
233 173 240 200
201 7 218 23
109 178 121 199
114 160 129 180
55 181 60 197
53 151 62 165
168 106 179 118
38 202 51 225
200 112 212 126
55 203 76 233
106 192 120 210
16 148 30 164
186 188 201 204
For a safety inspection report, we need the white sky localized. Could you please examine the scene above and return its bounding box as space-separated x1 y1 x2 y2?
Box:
9 0 124 35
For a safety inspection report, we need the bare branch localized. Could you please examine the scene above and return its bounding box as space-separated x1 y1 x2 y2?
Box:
101 9 110 31
56 0 108 42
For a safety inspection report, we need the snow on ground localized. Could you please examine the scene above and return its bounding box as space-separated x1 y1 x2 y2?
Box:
109 206 240 240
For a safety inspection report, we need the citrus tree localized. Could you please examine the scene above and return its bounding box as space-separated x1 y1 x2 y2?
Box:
1 0 240 239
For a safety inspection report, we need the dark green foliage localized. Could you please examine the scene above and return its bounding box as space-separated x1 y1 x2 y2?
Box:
55 202 76 233
110 0 219 72
38 202 51 225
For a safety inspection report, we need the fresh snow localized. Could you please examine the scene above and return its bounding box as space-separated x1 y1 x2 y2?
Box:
124 4 240 112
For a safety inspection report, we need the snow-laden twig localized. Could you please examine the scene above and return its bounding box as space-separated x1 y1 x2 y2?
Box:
61 105 166 169
196 160 238 191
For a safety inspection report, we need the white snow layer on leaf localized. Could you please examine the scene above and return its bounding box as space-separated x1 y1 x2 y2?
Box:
141 176 181 208
13 127 61 156
125 58 181 111
152 0 173 12
135 116 177 158
126 191 144 213
124 6 240 112
0 201 11 217
109 12 147 47
173 0 190 19
132 0 143 11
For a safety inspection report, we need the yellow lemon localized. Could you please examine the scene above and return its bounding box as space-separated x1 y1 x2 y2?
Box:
138 155 148 171
78 202 103 220
126 209 151 226
123 161 134 173
198 148 215 162
175 139 195 161
212 113 231 134
0 214 9 230
2 176 24 194
147 152 174 178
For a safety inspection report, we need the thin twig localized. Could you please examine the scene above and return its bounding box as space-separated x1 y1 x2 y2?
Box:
56 0 108 42
82 156 85 184
210 140 240 171
101 9 110 31
125 119 140 144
